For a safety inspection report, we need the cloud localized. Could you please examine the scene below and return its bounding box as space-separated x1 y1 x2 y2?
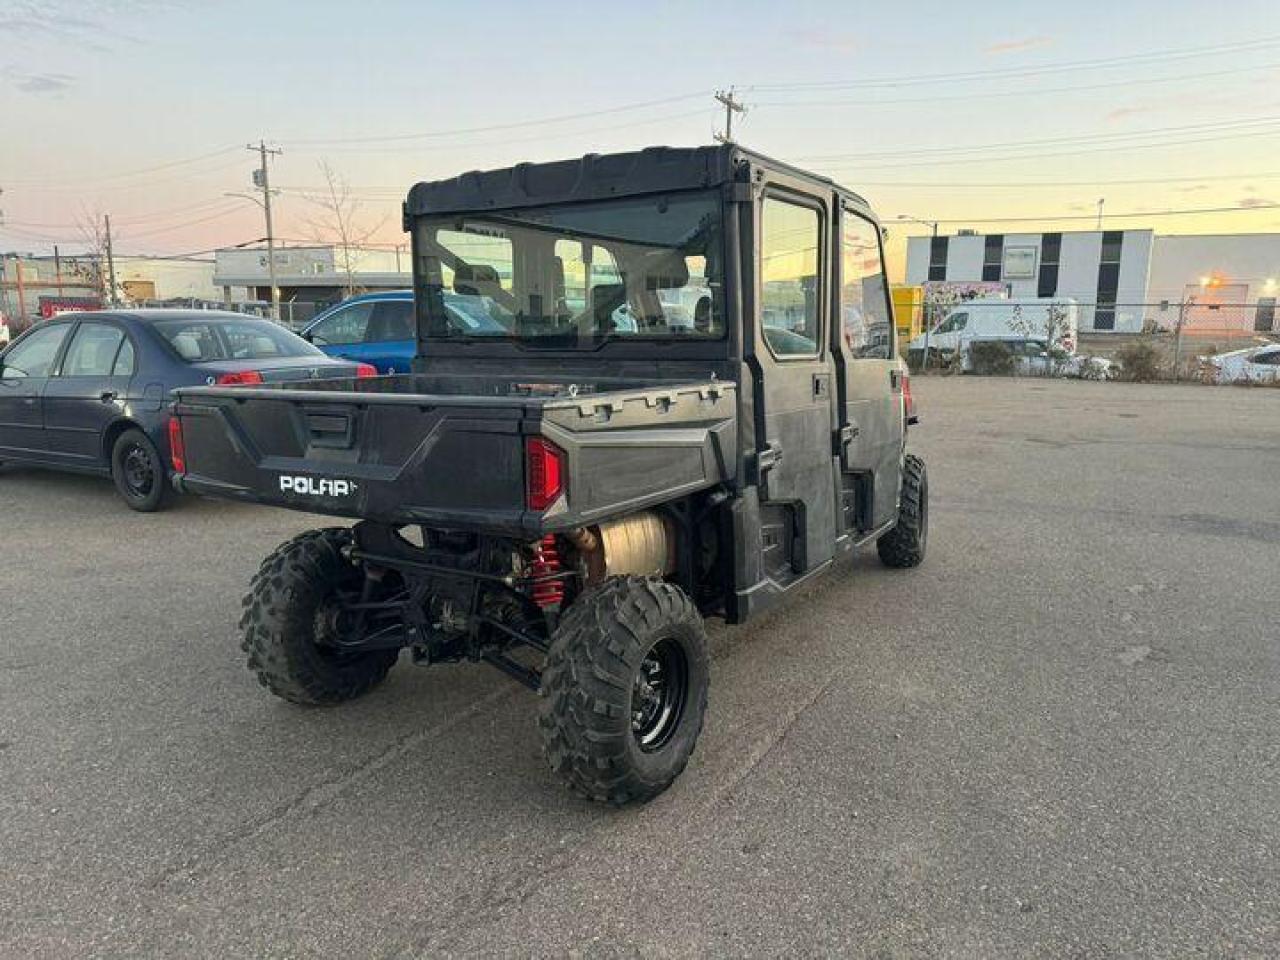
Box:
1238 197 1276 208
985 35 1052 55
789 29 859 50
13 71 75 94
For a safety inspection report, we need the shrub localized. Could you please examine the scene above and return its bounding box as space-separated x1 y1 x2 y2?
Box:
968 341 1017 376
1115 340 1163 382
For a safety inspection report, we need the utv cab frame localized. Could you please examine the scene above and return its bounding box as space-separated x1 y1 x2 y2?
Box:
171 144 927 805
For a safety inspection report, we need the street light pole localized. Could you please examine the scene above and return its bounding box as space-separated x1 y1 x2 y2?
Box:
896 213 939 237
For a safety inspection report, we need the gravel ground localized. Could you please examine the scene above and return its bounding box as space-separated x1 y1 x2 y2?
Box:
1 376 1277 958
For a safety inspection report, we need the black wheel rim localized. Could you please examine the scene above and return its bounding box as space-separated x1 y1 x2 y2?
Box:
121 443 154 498
631 637 688 752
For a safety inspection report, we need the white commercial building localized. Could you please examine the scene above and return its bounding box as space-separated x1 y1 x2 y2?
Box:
905 229 1280 335
213 244 410 325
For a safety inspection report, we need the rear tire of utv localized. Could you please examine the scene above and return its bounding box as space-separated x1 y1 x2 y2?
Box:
877 453 928 569
538 576 709 806
240 527 398 705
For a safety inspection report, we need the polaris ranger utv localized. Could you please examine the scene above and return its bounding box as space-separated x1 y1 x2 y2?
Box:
170 144 927 805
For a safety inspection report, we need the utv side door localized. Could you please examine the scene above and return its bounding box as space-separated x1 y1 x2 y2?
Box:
834 204 904 530
749 188 840 580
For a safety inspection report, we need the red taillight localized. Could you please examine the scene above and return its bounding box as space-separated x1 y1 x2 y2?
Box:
355 363 377 379
902 372 918 424
168 416 186 473
216 370 263 385
525 437 565 511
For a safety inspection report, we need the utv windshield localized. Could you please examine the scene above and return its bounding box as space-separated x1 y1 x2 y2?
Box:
414 191 724 346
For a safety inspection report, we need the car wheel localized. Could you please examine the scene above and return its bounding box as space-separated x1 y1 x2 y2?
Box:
110 428 172 512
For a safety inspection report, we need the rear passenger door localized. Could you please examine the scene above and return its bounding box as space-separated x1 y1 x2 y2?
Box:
751 190 840 579
835 206 903 530
42 320 136 465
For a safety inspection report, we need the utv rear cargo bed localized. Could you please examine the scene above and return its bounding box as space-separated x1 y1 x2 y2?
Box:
172 374 737 535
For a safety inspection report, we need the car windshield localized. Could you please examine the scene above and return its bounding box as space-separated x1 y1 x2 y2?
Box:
414 191 724 347
154 317 323 362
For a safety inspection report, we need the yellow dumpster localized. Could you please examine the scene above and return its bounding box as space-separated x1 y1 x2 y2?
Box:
891 285 924 353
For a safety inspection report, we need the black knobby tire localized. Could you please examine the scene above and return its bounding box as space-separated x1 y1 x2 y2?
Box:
110 428 172 512
538 576 709 806
877 453 928 568
240 527 398 705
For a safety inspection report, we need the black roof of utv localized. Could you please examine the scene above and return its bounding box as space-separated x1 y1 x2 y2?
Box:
403 144 872 221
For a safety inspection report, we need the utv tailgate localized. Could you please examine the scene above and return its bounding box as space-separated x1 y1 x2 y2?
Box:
171 375 737 536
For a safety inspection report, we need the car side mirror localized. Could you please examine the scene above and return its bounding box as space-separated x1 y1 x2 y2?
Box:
301 331 313 343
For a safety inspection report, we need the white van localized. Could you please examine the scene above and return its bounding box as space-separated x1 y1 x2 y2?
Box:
909 298 1079 359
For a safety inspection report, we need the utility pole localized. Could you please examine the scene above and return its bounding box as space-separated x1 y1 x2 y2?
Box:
54 244 63 295
248 140 283 321
14 254 27 324
1173 295 1193 381
714 88 747 144
103 214 118 307
1096 197 1105 231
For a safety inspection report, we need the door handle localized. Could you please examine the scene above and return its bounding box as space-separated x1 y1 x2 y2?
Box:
100 390 118 403
757 440 783 475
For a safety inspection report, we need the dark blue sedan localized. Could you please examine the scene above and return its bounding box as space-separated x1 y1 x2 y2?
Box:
0 309 375 511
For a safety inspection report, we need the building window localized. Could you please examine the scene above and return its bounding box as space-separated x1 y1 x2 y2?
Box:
982 234 1003 282
928 236 948 281
1038 232 1061 298
1094 230 1123 330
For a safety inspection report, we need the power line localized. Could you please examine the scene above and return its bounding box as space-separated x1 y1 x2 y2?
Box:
9 156 252 194
280 91 709 147
749 61 1280 108
3 196 245 229
748 35 1280 92
815 127 1280 171
285 107 711 156
0 146 242 188
857 171 1280 188
892 203 1280 225
795 116 1280 162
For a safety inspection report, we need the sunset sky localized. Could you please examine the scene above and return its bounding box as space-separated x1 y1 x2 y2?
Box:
3 0 1280 278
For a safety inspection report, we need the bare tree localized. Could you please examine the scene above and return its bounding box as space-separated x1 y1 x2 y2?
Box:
73 208 110 303
303 161 388 297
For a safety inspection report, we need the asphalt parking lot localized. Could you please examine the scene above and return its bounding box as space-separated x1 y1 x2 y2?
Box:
2 376 1277 958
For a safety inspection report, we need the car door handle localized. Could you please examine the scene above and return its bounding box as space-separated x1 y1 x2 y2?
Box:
100 390 118 403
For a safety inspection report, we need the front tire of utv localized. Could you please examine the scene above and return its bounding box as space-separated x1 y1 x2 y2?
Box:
877 453 928 568
240 527 398 705
538 576 709 806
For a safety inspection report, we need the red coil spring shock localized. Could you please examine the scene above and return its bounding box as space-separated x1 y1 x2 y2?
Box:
530 535 564 608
